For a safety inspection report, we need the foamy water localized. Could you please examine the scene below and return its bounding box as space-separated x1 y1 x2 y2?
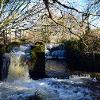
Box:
7 45 31 81
7 53 29 81
0 45 99 100
0 76 99 100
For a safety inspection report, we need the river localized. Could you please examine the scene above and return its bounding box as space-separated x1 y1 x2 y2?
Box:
0 44 100 100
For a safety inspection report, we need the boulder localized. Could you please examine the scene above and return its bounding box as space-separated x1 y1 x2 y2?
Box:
0 53 10 81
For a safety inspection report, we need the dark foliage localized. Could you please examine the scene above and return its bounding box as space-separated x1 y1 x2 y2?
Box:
64 40 100 72
5 42 20 52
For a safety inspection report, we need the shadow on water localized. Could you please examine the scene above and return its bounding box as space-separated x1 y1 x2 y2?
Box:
45 59 69 78
0 43 100 100
45 43 69 78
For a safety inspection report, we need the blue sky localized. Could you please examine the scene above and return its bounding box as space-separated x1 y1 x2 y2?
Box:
29 0 100 29
57 0 100 29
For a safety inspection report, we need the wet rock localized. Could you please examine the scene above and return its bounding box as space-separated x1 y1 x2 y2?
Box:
29 52 46 80
0 53 10 81
26 95 42 100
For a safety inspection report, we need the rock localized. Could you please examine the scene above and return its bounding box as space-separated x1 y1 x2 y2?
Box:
0 53 10 81
29 52 46 80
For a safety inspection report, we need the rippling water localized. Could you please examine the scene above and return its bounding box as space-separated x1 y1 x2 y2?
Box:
0 77 100 100
0 45 99 100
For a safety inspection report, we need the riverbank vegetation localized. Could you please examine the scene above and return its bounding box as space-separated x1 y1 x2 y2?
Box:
0 0 100 78
0 1 100 99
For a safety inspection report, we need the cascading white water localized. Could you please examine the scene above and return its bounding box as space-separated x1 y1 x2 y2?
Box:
7 53 29 81
7 45 31 81
0 44 99 100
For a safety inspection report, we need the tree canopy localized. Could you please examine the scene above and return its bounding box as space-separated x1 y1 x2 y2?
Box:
0 0 99 45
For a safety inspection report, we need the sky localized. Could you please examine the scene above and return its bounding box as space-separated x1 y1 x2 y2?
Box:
25 0 100 29
56 0 100 29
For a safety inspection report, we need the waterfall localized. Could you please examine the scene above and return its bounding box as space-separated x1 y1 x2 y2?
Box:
7 53 29 81
0 44 99 100
7 45 31 81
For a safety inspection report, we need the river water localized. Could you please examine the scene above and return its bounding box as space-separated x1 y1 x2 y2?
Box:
0 44 100 100
0 77 100 100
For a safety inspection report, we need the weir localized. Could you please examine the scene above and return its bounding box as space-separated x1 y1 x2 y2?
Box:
0 44 99 100
7 44 32 81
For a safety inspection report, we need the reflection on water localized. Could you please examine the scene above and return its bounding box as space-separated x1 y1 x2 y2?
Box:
45 60 69 78
46 60 66 71
0 44 99 100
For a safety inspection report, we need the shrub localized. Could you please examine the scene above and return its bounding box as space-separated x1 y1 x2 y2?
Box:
19 38 28 44
63 39 87 54
63 39 100 72
6 42 20 52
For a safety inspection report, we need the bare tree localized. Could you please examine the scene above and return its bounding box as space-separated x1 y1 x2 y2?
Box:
0 0 46 44
43 0 100 52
